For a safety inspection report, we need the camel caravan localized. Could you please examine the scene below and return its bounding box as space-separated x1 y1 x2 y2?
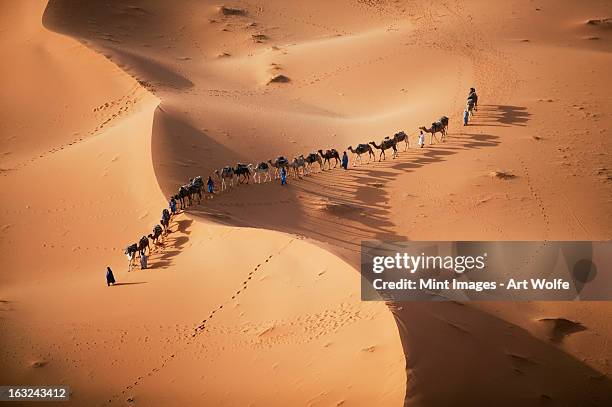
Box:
178 120 447 193
122 118 448 271
121 88 478 272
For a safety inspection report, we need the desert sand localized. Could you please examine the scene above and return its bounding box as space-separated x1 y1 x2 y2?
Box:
1 0 611 406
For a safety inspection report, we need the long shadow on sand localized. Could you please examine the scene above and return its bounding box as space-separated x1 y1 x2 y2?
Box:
147 218 193 270
113 282 147 287
476 104 531 127
191 129 500 267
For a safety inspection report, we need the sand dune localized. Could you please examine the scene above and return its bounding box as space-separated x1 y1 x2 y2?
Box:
2 0 612 405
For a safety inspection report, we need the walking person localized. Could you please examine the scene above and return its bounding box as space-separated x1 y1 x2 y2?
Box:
418 130 425 148
169 197 177 216
341 151 349 170
140 252 148 270
280 166 287 186
207 176 215 196
463 109 469 126
106 266 116 286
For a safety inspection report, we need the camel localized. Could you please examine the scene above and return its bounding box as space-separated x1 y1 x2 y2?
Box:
214 166 235 191
234 163 252 184
174 185 191 209
290 155 306 178
188 176 203 204
467 89 478 111
161 209 171 234
467 99 476 118
392 131 409 151
348 144 375 165
268 156 290 179
419 121 447 144
369 138 398 161
148 224 163 249
252 161 271 183
125 243 138 271
318 149 340 170
439 115 449 133
160 215 169 234
138 235 150 256
304 152 323 173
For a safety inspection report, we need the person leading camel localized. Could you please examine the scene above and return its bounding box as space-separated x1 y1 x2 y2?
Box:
280 166 287 186
169 197 177 216
341 151 349 170
207 176 214 196
419 120 446 144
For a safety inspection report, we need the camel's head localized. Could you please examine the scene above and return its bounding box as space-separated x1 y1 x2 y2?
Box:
418 126 426 131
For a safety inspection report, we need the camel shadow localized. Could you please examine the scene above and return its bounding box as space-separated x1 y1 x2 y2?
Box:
477 104 531 127
113 282 147 287
148 218 192 269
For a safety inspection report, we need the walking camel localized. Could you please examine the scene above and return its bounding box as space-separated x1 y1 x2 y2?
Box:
369 138 398 161
252 162 271 184
318 149 340 170
268 156 290 179
214 166 235 191
304 152 323 174
392 131 409 151
290 155 306 178
348 144 375 165
148 224 163 249
419 121 447 144
234 163 252 184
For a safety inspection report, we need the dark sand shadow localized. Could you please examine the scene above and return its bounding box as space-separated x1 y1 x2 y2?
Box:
112 282 147 287
477 104 531 127
392 302 612 406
